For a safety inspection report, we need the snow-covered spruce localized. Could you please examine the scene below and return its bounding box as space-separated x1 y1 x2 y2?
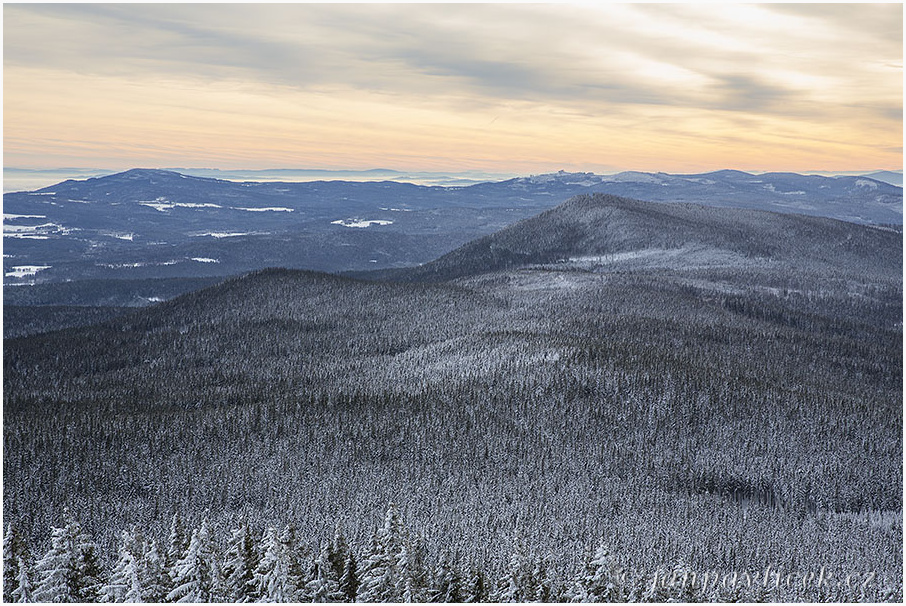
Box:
7 506 902 603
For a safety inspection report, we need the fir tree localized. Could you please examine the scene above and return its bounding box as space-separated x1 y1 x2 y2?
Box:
3 524 30 603
494 539 534 603
571 543 630 603
356 532 391 602
357 503 412 603
338 550 359 602
428 553 463 603
462 566 488 603
100 529 143 603
166 513 190 571
141 540 170 603
11 556 34 603
222 524 260 602
253 525 303 602
326 523 350 582
32 510 103 603
166 520 222 603
306 542 344 602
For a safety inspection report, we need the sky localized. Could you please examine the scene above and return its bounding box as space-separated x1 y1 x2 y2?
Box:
3 2 903 175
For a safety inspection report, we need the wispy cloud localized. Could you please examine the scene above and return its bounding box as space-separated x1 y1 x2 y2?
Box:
4 3 902 172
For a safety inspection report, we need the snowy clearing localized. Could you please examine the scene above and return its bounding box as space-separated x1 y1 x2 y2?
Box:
559 245 768 272
3 222 76 238
233 206 294 212
100 260 183 269
140 197 223 211
5 265 51 278
331 219 394 228
196 232 254 238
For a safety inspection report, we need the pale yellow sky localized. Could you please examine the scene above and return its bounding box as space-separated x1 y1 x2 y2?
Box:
3 3 903 173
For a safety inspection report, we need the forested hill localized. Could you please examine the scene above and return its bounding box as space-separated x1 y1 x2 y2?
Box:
366 193 902 282
4 191 902 600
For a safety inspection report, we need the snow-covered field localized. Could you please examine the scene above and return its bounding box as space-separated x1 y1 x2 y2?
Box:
233 206 294 212
3 221 75 239
195 232 256 238
558 245 766 272
140 197 224 212
331 219 394 228
5 264 51 278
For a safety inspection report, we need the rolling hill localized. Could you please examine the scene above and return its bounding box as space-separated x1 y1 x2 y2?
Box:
372 193 902 282
4 192 901 596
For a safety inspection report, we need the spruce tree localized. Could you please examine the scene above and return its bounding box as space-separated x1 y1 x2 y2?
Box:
3 524 30 602
326 523 350 583
222 524 260 602
338 549 359 602
356 532 391 602
494 538 536 603
11 556 34 603
572 543 630 602
429 553 463 603
357 503 413 603
33 509 103 603
462 566 488 603
100 529 143 603
253 525 302 602
142 540 170 603
166 520 222 603
306 542 344 602
166 513 190 571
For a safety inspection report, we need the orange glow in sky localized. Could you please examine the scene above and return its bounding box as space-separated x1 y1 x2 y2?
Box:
4 3 902 174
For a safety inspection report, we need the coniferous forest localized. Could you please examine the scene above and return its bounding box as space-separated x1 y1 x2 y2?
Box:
3 194 903 602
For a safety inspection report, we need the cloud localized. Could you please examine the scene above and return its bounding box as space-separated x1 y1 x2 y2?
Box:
3 3 901 172
5 4 900 113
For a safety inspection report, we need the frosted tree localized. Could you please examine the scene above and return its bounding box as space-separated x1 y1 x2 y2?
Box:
357 533 391 602
99 533 140 603
221 524 259 602
32 509 103 603
253 525 303 602
305 542 344 602
166 520 222 603
640 560 698 603
326 524 350 584
141 541 170 603
428 553 463 603
397 545 419 603
570 543 630 602
11 556 35 603
494 539 534 603
529 555 554 602
462 566 489 603
166 513 191 571
338 549 359 602
100 529 144 603
357 503 411 602
3 524 30 602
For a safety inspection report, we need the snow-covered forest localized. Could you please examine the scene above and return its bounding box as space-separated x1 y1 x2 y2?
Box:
4 196 902 602
5 504 899 603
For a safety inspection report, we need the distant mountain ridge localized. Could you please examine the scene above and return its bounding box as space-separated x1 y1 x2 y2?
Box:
3 167 901 288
